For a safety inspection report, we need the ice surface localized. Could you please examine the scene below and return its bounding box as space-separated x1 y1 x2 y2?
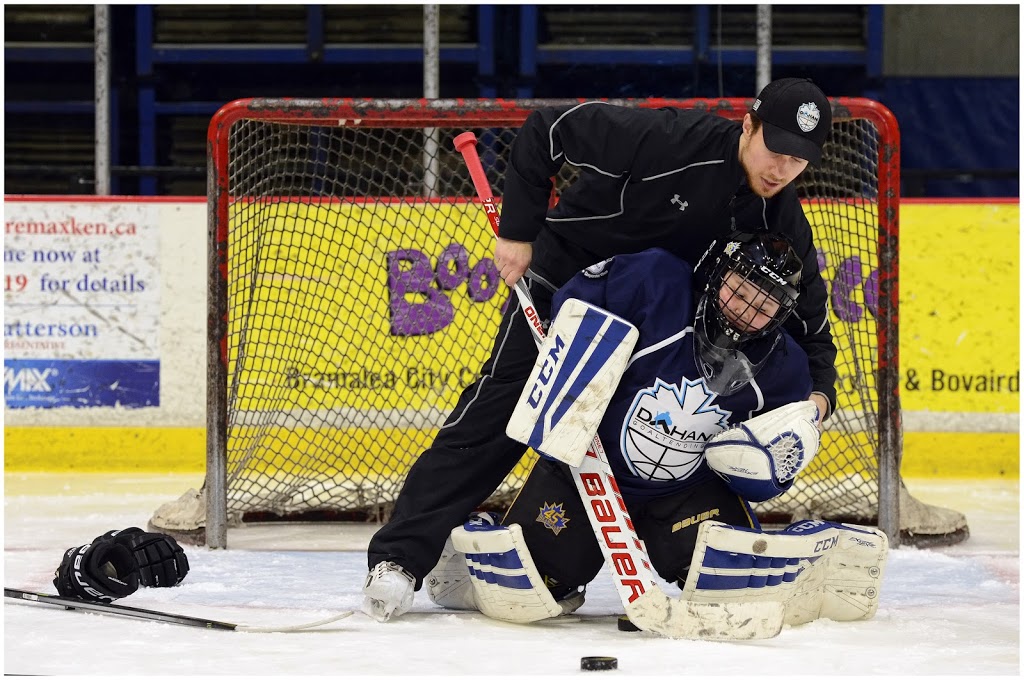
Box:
4 473 1019 677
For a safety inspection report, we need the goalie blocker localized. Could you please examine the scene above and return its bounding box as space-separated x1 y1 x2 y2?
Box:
505 297 638 468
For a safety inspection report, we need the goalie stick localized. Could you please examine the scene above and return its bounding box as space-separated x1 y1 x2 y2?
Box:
453 132 784 641
5 588 354 632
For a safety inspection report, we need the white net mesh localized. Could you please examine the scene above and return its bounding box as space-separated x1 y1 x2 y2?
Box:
148 98 968 548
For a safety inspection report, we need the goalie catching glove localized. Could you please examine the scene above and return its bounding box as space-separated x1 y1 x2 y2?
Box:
53 527 189 602
703 400 820 501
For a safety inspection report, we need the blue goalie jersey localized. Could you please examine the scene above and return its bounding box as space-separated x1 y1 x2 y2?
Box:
550 248 813 500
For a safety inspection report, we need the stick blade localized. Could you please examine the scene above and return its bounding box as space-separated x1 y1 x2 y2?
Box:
626 591 785 641
237 610 354 633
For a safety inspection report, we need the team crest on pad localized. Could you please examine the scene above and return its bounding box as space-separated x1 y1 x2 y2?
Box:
537 502 570 535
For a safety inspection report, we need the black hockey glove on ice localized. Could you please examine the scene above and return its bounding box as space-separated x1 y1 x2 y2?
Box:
53 539 140 603
99 527 190 588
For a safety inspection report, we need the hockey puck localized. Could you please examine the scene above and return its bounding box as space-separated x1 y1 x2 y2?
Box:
581 656 618 671
617 615 640 632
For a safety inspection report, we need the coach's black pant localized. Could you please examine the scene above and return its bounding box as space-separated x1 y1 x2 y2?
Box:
367 278 553 588
504 458 758 598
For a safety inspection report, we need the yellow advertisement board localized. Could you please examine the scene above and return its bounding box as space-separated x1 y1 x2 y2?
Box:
228 200 1019 422
6 200 1016 478
897 202 1019 414
227 200 504 414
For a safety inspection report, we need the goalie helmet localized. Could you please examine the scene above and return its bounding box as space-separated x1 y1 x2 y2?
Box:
693 232 802 395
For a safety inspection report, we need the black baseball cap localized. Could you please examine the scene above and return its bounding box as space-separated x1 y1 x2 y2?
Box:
750 78 831 166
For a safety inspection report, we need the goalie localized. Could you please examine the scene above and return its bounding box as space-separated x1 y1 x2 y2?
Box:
423 232 887 629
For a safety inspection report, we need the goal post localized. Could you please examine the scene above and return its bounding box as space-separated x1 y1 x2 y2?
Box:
148 97 968 550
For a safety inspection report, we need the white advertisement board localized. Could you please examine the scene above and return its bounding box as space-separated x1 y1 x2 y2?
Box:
4 198 161 408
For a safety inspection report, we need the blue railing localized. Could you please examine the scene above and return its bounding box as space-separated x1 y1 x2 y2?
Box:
5 4 887 195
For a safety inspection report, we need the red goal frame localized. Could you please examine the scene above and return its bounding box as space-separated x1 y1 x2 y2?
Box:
204 97 902 549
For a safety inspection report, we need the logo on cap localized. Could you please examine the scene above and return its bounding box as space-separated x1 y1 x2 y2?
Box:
796 102 820 133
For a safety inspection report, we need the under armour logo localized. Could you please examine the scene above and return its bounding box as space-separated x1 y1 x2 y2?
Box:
671 194 689 212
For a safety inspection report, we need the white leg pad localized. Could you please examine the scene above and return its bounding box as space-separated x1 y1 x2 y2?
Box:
680 520 888 627
450 522 563 624
425 534 477 611
818 523 889 623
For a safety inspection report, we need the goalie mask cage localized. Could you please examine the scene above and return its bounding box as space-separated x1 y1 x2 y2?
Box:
150 97 969 550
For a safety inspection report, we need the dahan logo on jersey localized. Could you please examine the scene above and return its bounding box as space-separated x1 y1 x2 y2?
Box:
620 378 731 481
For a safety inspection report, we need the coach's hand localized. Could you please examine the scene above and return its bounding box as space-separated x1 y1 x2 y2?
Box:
808 392 829 429
494 238 533 287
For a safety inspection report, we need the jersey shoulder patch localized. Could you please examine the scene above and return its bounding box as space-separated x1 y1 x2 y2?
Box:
583 258 613 278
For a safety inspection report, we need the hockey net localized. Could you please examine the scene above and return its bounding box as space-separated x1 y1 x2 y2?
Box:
149 97 968 549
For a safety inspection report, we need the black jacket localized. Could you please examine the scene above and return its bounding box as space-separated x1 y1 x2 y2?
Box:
500 102 838 413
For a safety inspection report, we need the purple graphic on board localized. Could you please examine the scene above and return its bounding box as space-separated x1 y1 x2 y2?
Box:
817 248 880 324
389 245 882 336
387 244 502 336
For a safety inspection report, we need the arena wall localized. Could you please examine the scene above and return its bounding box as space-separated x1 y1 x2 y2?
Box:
4 196 1018 478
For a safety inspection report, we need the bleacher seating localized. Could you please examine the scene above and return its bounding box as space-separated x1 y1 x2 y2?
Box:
5 4 885 196
5 4 106 194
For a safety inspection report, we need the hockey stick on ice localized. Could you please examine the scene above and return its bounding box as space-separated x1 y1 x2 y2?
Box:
454 132 784 641
5 588 354 632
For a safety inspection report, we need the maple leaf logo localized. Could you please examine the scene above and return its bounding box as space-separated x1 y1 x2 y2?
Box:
620 378 731 481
